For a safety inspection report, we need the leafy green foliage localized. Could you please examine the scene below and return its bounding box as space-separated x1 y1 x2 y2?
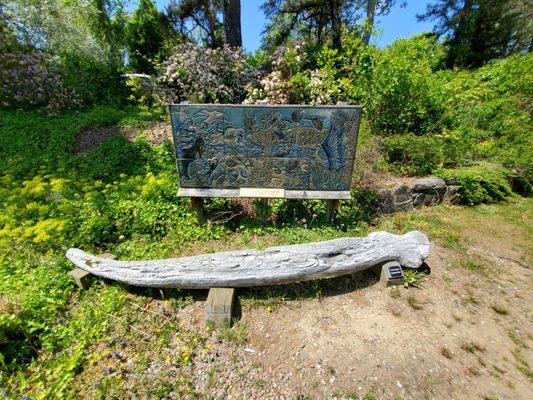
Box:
2 0 128 109
383 133 471 175
403 269 426 288
364 35 448 135
246 34 531 184
126 0 165 74
445 54 533 181
419 0 532 68
438 164 514 205
82 136 150 181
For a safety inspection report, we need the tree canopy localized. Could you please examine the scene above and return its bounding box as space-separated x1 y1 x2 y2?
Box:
419 0 533 68
166 0 224 48
126 0 166 73
261 0 403 49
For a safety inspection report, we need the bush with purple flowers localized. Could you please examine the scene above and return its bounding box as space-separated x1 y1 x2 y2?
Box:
0 46 82 115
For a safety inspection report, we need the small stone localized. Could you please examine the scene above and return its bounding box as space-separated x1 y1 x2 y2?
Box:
445 185 459 198
443 177 459 185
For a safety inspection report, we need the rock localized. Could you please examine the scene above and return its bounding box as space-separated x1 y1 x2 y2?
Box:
378 189 395 214
412 177 449 206
378 185 414 214
412 177 446 191
445 185 459 200
393 185 414 211
413 192 439 207
443 177 459 186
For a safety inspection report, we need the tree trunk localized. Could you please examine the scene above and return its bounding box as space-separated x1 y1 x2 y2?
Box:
363 0 377 46
328 0 342 49
223 0 242 47
66 231 430 289
204 2 221 48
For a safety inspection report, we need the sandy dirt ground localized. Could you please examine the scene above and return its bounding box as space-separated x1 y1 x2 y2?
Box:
73 203 532 400
191 206 531 399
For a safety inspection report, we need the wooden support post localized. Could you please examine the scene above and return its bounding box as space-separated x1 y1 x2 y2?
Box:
190 197 205 224
68 253 116 290
68 268 94 289
326 199 340 223
205 288 235 329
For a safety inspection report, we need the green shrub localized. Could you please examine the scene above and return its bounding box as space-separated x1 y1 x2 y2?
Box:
443 53 533 181
61 52 127 106
365 35 448 135
437 164 514 205
383 130 476 176
270 188 379 228
383 134 444 175
337 188 380 226
243 35 531 185
81 136 150 181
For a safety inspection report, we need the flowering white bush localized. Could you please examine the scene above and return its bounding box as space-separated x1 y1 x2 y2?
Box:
244 43 307 104
157 43 255 104
5 0 114 59
244 71 291 104
308 69 340 105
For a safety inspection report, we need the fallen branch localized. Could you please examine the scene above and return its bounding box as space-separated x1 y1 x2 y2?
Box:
66 231 430 289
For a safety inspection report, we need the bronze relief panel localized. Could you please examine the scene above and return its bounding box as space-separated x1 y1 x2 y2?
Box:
170 104 361 191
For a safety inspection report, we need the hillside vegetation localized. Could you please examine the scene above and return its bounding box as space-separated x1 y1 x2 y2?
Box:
1 0 533 394
1 33 532 396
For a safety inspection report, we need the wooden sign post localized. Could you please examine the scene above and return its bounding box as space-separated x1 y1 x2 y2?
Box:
169 104 362 223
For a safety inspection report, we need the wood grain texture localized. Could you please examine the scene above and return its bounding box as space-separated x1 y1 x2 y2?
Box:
239 188 285 198
65 231 430 289
178 188 240 198
285 190 351 199
178 187 351 200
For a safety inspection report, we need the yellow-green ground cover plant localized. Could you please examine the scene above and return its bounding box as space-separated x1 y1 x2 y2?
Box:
0 34 532 398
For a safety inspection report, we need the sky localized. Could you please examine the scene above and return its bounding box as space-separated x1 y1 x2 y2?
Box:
152 0 436 52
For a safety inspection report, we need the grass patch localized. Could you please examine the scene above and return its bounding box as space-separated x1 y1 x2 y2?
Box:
217 321 248 346
508 330 527 348
492 364 506 377
464 260 488 273
491 304 509 315
512 348 533 382
389 287 402 299
378 210 463 250
403 269 426 288
441 347 453 359
407 295 424 310
461 342 486 353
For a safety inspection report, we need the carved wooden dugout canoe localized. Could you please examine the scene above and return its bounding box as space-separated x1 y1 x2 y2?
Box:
66 231 430 289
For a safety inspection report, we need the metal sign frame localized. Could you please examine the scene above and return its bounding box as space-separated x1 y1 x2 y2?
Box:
169 104 362 200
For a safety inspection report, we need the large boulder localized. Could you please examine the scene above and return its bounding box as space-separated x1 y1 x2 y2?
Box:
412 177 446 191
379 185 414 214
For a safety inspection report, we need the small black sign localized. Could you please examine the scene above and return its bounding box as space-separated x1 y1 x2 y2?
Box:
388 265 403 279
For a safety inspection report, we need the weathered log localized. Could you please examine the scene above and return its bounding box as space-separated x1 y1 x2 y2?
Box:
65 231 429 289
